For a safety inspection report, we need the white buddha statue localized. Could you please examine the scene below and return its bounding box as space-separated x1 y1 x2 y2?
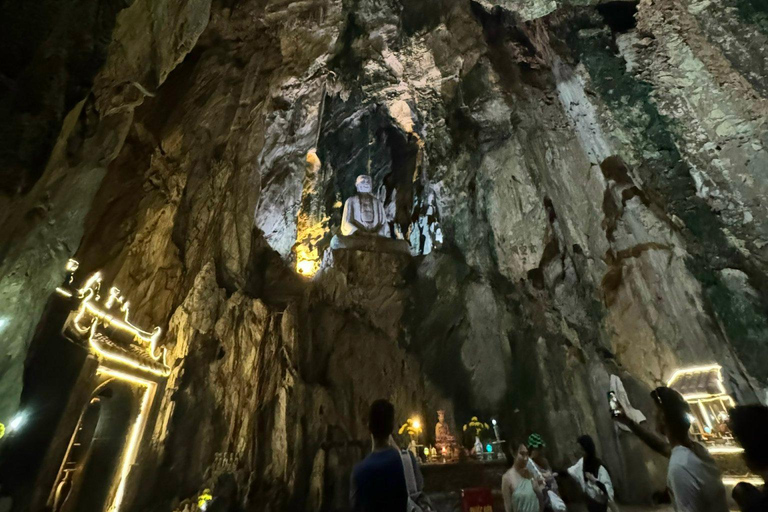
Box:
340 175 390 238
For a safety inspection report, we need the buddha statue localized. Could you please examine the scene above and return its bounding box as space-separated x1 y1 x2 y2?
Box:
435 410 449 441
330 175 410 254
340 175 390 237
434 410 457 461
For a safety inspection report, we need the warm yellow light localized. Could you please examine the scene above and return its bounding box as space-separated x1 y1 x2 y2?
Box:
306 148 321 170
683 395 735 406
55 287 73 298
722 476 764 486
89 324 170 377
682 392 726 400
667 364 723 387
97 367 155 512
708 446 744 455
65 259 80 272
83 301 161 344
57 261 168 371
412 418 422 431
296 258 319 277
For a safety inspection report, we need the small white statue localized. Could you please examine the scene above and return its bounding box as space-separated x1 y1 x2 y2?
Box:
341 175 390 237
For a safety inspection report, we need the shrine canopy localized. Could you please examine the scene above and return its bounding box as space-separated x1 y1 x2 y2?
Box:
667 364 739 454
668 365 729 400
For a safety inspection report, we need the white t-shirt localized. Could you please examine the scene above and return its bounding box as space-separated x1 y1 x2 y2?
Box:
667 444 729 512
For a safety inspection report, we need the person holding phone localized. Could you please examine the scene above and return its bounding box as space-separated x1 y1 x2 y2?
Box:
612 386 728 512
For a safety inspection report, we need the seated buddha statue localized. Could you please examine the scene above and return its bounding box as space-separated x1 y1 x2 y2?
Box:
340 175 390 237
330 175 409 254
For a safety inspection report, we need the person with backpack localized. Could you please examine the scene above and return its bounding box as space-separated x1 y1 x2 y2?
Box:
350 399 424 512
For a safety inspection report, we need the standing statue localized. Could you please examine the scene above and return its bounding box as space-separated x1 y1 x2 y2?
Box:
341 175 390 237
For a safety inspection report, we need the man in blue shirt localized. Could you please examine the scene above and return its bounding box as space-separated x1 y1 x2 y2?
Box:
350 399 410 512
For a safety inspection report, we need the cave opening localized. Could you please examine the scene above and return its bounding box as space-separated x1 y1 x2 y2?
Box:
597 1 639 33
50 381 135 512
382 125 420 240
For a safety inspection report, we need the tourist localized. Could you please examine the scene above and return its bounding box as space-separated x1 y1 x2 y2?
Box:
567 435 614 512
350 399 409 512
613 386 728 512
502 444 543 512
728 405 768 511
527 433 566 511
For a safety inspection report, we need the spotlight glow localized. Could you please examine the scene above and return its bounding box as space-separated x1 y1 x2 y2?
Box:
708 446 744 455
296 259 317 276
9 412 25 432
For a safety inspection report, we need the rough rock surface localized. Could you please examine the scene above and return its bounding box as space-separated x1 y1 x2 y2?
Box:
1 0 768 510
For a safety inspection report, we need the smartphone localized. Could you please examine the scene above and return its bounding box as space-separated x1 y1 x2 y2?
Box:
608 391 620 417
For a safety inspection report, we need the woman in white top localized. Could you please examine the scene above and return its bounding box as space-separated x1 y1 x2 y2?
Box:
614 386 728 512
567 435 614 512
502 444 544 512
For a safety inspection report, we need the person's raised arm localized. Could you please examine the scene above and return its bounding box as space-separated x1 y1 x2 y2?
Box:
613 406 671 458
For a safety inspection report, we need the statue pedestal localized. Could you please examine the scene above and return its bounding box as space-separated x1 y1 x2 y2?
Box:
330 234 410 254
314 246 411 339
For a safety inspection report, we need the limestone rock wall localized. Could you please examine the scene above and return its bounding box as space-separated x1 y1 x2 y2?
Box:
1 0 768 510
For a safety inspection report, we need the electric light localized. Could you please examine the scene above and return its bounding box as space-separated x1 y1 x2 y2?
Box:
668 365 731 402
708 446 744 455
722 476 764 486
55 288 73 298
296 259 317 276
486 444 493 453
97 366 155 512
697 402 713 430
8 412 26 432
667 364 724 387
492 419 497 426
49 260 171 512
54 261 170 375
89 325 170 377
412 419 421 431
65 259 79 273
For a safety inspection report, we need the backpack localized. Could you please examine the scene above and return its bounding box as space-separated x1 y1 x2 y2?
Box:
399 450 435 512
